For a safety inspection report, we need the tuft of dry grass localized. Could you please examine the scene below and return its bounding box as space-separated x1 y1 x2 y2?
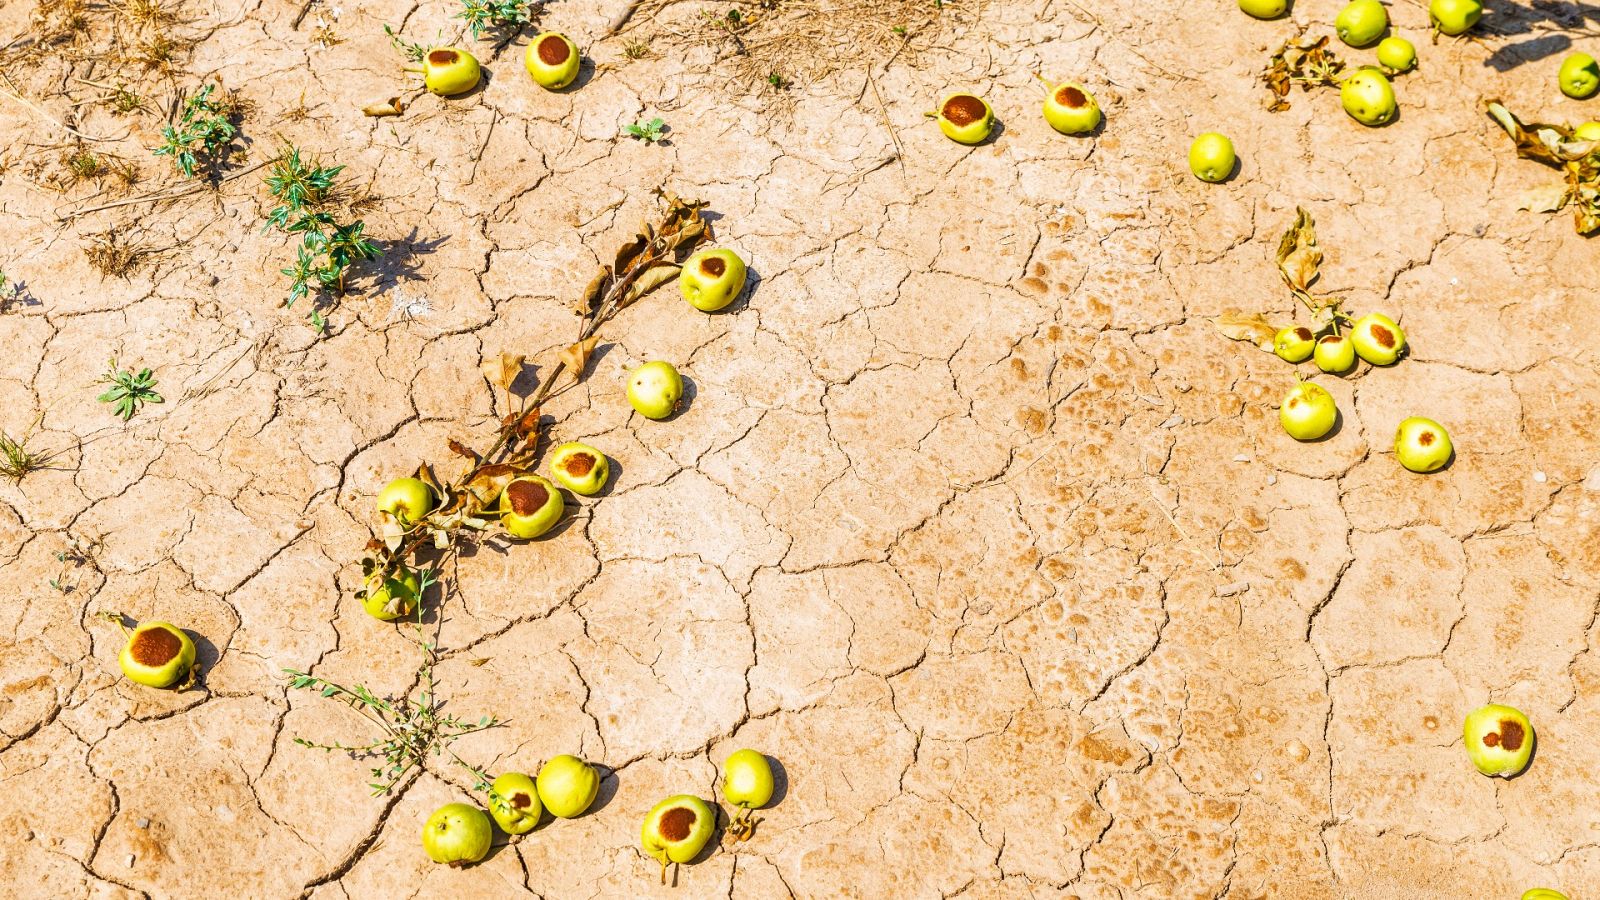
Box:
112 0 178 30
62 148 103 182
30 0 92 48
0 414 54 483
84 232 150 278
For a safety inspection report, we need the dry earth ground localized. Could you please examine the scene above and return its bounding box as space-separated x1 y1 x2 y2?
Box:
2 0 1600 896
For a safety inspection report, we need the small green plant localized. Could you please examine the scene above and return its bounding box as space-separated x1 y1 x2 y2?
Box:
455 0 533 39
625 117 667 143
624 40 651 59
96 358 164 421
111 85 144 114
285 571 502 796
47 535 94 592
64 149 102 181
0 271 18 313
384 24 430 62
263 145 381 332
767 70 788 89
1 413 53 483
152 84 237 178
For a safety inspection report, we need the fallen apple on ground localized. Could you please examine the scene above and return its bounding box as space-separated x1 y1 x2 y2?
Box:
537 755 600 818
417 48 481 96
928 92 994 144
1238 0 1287 19
1274 326 1317 363
116 620 197 688
499 475 564 539
1279 382 1338 441
1521 890 1570 900
722 749 775 840
1377 36 1416 73
1574 121 1600 141
526 32 580 89
1429 0 1481 35
1341 67 1397 126
1336 0 1388 48
1313 334 1357 373
628 360 684 420
641 794 716 884
1559 53 1600 99
1040 77 1101 135
1188 132 1236 183
376 476 435 526
679 248 747 312
1395 416 1453 472
1463 703 1534 777
548 441 610 495
422 803 493 866
362 565 422 621
1349 312 1406 365
489 772 542 835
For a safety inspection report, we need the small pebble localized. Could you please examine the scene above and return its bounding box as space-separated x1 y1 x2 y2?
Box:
1266 474 1278 486
1233 454 1251 463
1533 471 1547 483
137 818 150 829
1159 414 1184 428
1217 581 1250 597
127 854 136 868
1586 466 1600 492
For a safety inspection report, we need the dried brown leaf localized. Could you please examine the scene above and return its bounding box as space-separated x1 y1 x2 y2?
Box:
482 352 524 393
362 98 404 117
558 336 600 376
447 439 480 461
1276 207 1322 294
613 234 648 276
513 407 541 439
1263 36 1344 112
464 463 520 508
1212 311 1279 351
576 266 609 315
622 263 681 307
1519 182 1571 214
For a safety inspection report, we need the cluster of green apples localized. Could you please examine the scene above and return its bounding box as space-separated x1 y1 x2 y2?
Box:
927 74 1102 146
1270 312 1453 472
410 31 583 97
641 749 776 885
422 755 601 866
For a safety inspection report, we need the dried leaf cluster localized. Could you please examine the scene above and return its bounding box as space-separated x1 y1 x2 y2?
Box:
1212 207 1339 349
357 189 711 602
1487 101 1600 234
1263 36 1346 112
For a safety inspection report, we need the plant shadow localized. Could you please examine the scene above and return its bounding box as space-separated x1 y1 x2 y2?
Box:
1479 0 1600 71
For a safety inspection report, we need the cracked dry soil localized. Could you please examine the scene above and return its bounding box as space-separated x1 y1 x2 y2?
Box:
3 0 1600 897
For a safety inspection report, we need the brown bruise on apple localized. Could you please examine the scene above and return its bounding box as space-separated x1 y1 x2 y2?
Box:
562 452 596 478
1055 85 1088 107
429 49 459 66
1417 430 1437 447
660 805 696 842
1370 323 1396 349
942 94 987 126
507 479 550 516
1482 718 1526 751
129 627 181 667
1286 395 1303 412
1293 326 1313 341
700 256 726 278
538 35 570 66
510 791 534 809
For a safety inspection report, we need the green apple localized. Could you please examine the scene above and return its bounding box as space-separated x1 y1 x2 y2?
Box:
1279 382 1338 441
1395 416 1453 472
627 360 683 420
929 92 994 144
1429 0 1482 35
526 32 580 90
421 48 481 96
489 773 542 835
722 748 775 813
548 442 610 495
679 248 747 312
376 476 436 526
499 475 563 539
361 565 422 621
1521 891 1570 900
1041 79 1101 135
1349 312 1406 365
1188 132 1236 183
1274 326 1317 363
422 803 493 866
1341 67 1397 126
536 755 599 818
117 620 197 688
641 795 716 884
1559 53 1600 99
1573 121 1600 141
1238 0 1287 18
1463 703 1534 777
1313 334 1356 373
1377 36 1417 72
1336 0 1389 47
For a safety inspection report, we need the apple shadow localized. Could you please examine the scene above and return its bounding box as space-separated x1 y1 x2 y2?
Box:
589 454 622 498
585 765 621 817
1303 407 1346 443
974 117 1006 147
188 629 222 689
706 269 760 316
555 58 599 93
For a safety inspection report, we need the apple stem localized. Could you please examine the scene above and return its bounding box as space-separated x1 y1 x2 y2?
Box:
659 859 668 885
1033 72 1053 94
923 111 937 118
402 64 425 74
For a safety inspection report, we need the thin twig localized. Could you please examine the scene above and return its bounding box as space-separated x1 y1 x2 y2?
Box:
0 75 129 144
57 160 272 222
